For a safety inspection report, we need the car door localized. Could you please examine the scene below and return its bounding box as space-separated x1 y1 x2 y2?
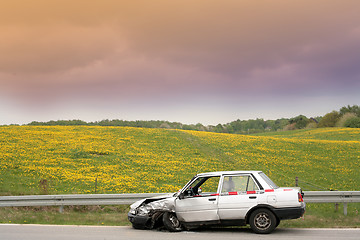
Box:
175 176 221 223
218 174 260 220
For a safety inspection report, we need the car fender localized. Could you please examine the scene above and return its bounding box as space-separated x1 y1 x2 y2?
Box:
245 204 279 224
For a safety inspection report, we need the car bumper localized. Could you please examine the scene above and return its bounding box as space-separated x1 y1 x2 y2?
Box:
273 202 306 220
128 212 151 228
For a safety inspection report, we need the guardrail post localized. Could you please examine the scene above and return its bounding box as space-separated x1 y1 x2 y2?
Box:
335 203 339 212
343 203 347 216
59 205 64 213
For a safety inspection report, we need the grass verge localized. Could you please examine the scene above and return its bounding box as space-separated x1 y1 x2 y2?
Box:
0 205 131 226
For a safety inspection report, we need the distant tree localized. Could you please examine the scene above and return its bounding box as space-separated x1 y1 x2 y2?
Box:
28 121 42 126
306 118 319 129
283 123 297 131
305 122 317 129
159 122 171 129
25 107 357 133
66 119 87 125
225 124 234 133
195 123 207 131
227 119 243 134
339 105 360 117
336 113 357 127
214 124 225 133
182 124 196 131
344 117 360 128
318 111 341 127
250 118 266 130
28 120 87 126
289 115 309 129
273 118 290 131
226 118 272 134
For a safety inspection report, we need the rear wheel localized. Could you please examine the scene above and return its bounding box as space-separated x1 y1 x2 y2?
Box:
249 208 277 234
162 212 182 232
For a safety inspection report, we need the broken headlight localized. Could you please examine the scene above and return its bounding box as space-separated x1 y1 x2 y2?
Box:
136 205 150 216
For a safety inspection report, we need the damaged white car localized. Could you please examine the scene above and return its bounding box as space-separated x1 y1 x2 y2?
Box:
128 171 305 234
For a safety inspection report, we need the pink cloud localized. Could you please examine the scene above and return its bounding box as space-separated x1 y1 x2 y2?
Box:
1 1 359 124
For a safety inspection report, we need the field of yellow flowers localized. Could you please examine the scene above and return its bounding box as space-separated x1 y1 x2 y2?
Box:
0 126 359 195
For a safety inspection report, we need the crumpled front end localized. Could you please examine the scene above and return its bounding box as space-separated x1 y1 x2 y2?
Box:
128 196 176 229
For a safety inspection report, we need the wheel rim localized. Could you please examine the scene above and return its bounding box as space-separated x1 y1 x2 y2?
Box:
254 212 271 230
169 213 180 228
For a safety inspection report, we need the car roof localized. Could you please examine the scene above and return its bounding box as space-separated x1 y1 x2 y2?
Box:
196 171 262 177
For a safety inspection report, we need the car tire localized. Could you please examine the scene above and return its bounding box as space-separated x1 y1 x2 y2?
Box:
162 212 183 232
249 208 277 234
275 219 281 228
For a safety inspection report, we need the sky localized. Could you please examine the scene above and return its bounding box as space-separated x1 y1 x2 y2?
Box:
1 0 360 125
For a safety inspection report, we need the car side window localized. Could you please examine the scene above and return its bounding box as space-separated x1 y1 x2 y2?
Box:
200 177 220 194
221 175 259 193
183 176 220 197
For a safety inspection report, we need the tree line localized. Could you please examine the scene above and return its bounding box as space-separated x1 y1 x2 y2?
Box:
27 105 360 134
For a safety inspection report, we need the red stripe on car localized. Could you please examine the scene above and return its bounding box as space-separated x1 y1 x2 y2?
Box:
247 191 256 194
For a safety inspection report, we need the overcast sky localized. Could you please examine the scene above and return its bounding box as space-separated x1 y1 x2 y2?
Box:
1 0 359 125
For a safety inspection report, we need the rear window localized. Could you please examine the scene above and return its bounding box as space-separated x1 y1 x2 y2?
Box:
259 172 279 189
221 175 259 193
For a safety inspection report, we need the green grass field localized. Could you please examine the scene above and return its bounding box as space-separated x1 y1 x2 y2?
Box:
0 126 359 227
253 127 360 141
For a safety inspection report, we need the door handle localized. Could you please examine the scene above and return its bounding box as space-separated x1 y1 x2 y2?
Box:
249 196 257 199
208 198 216 201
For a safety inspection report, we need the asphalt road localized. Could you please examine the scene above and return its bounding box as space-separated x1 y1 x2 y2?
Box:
1 224 360 240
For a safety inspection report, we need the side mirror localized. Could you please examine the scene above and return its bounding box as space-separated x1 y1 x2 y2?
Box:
178 192 185 200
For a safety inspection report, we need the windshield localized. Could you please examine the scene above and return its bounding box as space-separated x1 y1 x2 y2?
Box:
259 172 279 189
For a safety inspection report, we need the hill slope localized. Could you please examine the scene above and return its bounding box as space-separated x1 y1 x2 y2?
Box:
252 127 360 141
0 126 359 195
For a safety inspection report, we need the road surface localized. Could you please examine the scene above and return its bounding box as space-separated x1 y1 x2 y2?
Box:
1 224 360 240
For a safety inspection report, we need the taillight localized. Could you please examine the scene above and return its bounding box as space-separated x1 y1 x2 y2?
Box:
298 192 304 202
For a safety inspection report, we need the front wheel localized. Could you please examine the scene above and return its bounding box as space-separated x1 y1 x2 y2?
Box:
249 208 277 234
162 212 183 232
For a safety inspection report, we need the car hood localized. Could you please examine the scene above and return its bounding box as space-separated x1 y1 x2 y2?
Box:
130 193 175 210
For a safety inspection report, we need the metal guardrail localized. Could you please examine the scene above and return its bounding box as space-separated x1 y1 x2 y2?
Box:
303 191 360 203
1 191 359 215
303 191 360 215
0 193 169 210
